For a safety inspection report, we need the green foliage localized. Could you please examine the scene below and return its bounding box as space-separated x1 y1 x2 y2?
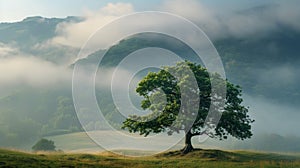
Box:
0 91 84 148
52 97 81 131
215 36 300 104
0 110 41 147
122 61 254 143
32 139 56 151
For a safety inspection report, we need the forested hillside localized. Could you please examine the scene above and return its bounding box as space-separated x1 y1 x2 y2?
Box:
0 14 299 149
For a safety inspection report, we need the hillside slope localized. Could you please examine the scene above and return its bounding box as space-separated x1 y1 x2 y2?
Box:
0 148 299 168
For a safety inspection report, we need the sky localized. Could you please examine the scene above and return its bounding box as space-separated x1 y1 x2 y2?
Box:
0 0 161 22
0 0 285 22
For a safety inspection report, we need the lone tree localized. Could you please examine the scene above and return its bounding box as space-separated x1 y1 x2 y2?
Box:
122 61 254 154
32 139 56 152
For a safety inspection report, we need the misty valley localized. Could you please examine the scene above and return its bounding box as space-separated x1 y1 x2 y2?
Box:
0 1 300 167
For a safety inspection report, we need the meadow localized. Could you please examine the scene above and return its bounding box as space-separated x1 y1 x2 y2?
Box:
0 148 300 168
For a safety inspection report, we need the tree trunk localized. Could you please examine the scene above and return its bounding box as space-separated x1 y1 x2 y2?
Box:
182 130 194 154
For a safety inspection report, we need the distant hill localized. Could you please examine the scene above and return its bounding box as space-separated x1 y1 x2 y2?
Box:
0 16 81 64
0 16 82 47
0 12 300 149
75 30 300 105
1 15 300 103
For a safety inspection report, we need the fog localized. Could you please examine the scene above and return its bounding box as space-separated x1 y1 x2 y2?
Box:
162 0 300 39
244 94 300 136
0 57 71 89
0 0 300 153
258 66 299 89
50 0 300 50
1 42 300 152
51 3 134 48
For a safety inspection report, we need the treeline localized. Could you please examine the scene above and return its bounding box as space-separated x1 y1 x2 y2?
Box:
0 90 79 148
0 88 120 149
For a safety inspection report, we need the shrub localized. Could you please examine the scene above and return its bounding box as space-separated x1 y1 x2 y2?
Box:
32 139 56 151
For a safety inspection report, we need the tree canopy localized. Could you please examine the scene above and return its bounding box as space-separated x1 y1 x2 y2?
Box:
32 139 56 152
122 61 254 154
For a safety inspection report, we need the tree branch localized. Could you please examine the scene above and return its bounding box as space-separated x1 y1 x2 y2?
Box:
191 131 206 137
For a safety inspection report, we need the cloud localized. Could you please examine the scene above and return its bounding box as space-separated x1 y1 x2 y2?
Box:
161 0 300 39
258 66 298 87
274 2 300 30
95 67 138 90
47 0 300 61
161 0 215 22
243 94 300 136
51 3 134 48
160 0 224 39
0 57 72 88
0 43 20 58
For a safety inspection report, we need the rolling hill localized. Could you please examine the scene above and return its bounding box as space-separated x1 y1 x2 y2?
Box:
0 148 299 168
0 12 300 150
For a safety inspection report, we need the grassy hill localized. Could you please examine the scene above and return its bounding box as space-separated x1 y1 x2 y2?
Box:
0 148 299 168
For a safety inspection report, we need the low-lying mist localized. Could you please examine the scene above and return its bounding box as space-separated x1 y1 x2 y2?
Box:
1 0 300 152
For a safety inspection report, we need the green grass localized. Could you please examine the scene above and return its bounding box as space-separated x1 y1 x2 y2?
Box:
46 131 102 152
45 131 184 154
0 148 300 168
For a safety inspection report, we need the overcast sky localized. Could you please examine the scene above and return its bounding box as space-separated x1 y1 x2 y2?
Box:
0 0 288 22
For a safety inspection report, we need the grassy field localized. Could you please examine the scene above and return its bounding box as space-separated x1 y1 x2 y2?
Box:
0 148 300 168
45 131 185 154
45 131 243 154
